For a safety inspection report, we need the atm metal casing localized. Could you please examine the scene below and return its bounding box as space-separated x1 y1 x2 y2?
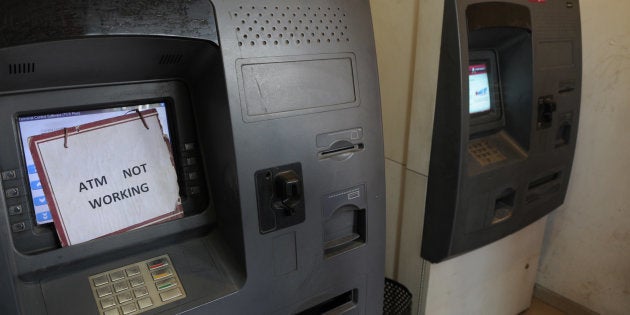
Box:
422 0 582 263
0 0 385 314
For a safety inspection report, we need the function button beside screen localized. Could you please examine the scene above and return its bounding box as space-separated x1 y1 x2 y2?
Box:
125 266 140 277
8 205 23 216
159 288 183 302
103 308 120 315
1 170 17 180
121 302 138 315
5 187 20 198
186 172 199 181
117 291 133 304
93 275 110 287
133 286 149 299
147 259 168 271
110 270 126 282
100 297 116 309
155 278 177 291
11 222 26 233
151 268 173 281
187 186 201 195
184 157 197 166
137 297 153 309
96 285 114 298
113 281 130 293
129 277 145 288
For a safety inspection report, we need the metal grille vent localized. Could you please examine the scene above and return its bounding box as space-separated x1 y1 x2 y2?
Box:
233 4 350 47
159 54 184 65
8 63 35 74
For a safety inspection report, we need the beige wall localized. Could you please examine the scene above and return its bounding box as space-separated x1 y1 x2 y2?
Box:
371 1 443 309
369 0 420 279
370 0 443 282
536 1 630 314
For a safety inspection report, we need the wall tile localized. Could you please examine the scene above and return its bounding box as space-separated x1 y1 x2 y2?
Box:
406 0 444 175
385 158 405 279
370 0 419 164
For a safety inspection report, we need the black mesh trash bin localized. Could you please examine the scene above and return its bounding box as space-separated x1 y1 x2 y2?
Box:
383 278 412 315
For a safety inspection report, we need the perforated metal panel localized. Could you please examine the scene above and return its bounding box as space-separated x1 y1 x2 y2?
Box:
232 4 351 47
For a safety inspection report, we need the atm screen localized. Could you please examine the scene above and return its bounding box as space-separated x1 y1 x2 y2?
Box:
468 63 491 114
17 102 172 225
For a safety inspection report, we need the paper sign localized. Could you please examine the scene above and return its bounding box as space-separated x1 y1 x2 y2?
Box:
29 109 182 246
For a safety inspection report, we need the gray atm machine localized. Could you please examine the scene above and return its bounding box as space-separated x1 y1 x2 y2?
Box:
0 0 385 314
423 0 582 263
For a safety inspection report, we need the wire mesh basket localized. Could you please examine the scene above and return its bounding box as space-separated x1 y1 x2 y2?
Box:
383 278 412 315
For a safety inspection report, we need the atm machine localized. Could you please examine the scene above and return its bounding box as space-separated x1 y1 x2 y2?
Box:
402 0 581 313
423 0 582 262
0 1 385 314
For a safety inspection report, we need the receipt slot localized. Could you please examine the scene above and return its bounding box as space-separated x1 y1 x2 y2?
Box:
0 0 385 314
422 0 582 262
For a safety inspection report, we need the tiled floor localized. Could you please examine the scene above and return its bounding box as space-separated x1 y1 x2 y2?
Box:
522 297 566 315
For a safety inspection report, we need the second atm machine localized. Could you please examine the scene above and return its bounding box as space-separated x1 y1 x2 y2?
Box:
0 0 385 314
423 0 582 262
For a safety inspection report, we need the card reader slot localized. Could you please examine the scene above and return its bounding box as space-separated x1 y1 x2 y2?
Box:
318 141 364 160
324 233 361 251
323 206 366 258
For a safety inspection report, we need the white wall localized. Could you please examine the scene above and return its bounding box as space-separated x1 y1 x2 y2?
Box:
536 1 630 314
369 0 420 279
423 219 546 315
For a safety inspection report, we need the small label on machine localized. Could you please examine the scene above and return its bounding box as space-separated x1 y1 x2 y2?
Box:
29 109 182 246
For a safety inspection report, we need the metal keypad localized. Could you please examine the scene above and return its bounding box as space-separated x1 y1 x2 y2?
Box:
89 255 186 315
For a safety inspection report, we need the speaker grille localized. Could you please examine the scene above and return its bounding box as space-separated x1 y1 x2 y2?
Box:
233 4 350 47
8 63 35 74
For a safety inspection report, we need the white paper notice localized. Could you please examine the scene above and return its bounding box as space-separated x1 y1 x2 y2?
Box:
29 109 182 246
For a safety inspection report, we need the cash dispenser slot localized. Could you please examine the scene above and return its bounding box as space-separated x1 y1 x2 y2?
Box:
323 205 366 258
556 122 572 147
322 185 368 258
555 112 574 148
490 188 516 225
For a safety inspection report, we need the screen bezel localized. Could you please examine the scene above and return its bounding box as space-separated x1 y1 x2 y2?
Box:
468 50 504 135
16 100 178 226
1 81 210 255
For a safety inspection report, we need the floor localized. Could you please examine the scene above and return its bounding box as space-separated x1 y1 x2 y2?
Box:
522 297 566 315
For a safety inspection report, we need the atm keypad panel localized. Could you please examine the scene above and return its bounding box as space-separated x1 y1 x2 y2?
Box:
468 140 507 166
89 255 186 315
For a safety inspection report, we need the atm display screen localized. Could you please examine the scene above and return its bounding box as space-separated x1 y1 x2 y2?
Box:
468 63 491 114
17 102 172 225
